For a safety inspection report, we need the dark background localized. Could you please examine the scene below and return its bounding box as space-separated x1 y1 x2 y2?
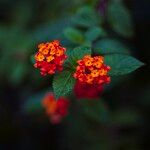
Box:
0 0 150 149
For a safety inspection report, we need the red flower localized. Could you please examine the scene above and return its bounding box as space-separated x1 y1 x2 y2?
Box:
74 81 103 99
34 40 67 76
73 55 111 85
42 93 69 124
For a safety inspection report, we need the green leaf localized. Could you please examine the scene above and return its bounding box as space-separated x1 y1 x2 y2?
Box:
10 63 28 85
80 99 109 123
72 46 91 60
30 54 35 64
13 1 32 27
53 71 75 99
32 16 73 42
104 54 144 76
104 75 128 91
112 109 140 126
94 38 130 55
72 6 101 27
22 92 47 114
64 27 84 44
65 46 91 69
85 26 106 42
107 1 134 37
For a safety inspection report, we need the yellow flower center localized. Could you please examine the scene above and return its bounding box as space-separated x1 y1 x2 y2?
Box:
35 53 45 61
55 49 64 56
99 69 107 76
47 55 54 62
91 70 99 77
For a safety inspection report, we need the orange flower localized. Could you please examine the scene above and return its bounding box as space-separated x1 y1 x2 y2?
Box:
42 93 69 124
73 55 111 85
34 40 67 76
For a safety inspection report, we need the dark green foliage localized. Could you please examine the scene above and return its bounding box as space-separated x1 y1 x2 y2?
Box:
23 91 46 114
107 0 134 37
53 71 75 99
105 54 144 76
64 27 84 44
94 38 130 55
85 26 107 42
80 99 110 123
0 1 146 149
72 6 101 27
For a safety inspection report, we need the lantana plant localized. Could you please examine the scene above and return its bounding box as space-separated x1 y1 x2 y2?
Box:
32 39 144 123
25 1 145 124
42 92 69 124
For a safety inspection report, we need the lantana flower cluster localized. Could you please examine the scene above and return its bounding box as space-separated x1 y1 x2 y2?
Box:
34 40 111 124
73 55 111 85
34 40 67 76
42 93 69 124
74 81 103 99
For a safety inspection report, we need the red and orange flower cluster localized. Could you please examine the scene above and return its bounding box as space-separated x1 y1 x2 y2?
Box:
33 40 111 123
73 55 111 85
42 93 69 124
74 81 103 99
34 40 67 76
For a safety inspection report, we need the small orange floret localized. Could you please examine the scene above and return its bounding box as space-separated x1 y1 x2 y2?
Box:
35 53 45 62
91 70 99 77
42 93 69 124
46 55 54 62
73 55 111 85
86 74 94 84
34 40 67 76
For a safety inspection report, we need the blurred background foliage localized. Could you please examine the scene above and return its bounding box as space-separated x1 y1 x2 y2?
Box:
0 0 150 150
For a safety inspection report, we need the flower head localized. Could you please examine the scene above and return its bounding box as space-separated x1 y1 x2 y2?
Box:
42 93 69 124
34 40 67 76
74 81 103 99
73 55 111 85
